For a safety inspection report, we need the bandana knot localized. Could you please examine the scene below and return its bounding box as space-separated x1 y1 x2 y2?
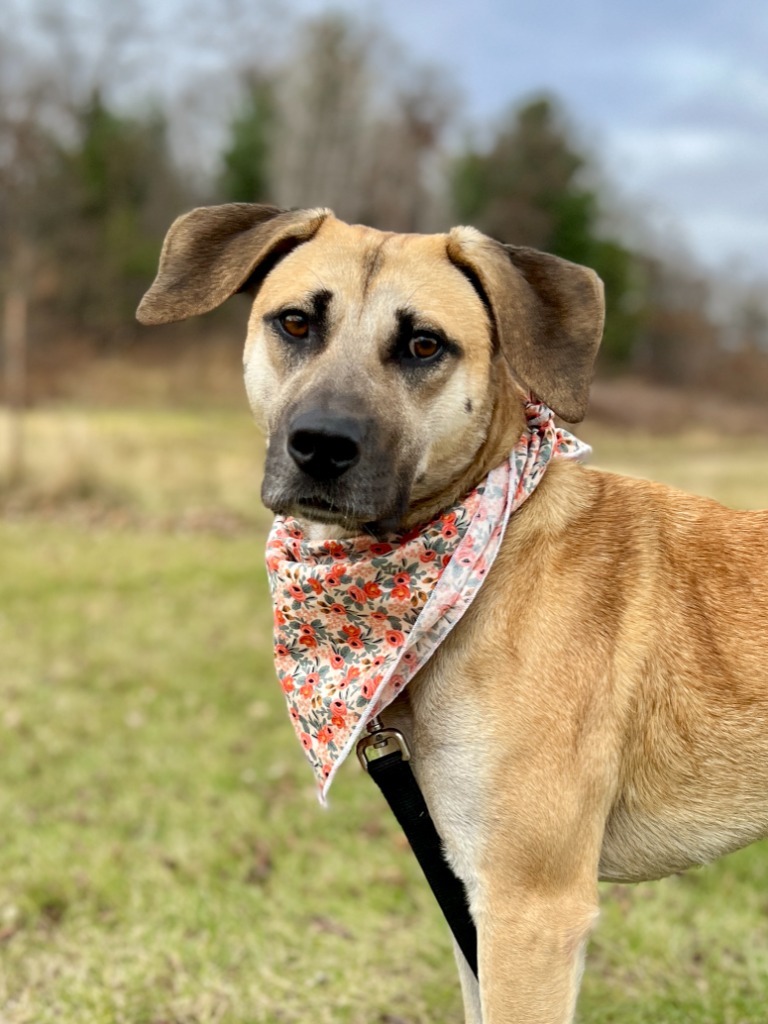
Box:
266 396 590 800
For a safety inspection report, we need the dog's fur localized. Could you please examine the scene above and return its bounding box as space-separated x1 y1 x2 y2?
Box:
139 204 768 1024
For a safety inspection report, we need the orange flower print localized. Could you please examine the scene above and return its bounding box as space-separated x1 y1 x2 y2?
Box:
348 585 367 604
325 571 342 586
342 623 362 638
385 630 405 647
370 611 387 622
392 573 411 599
281 675 295 693
307 577 323 594
330 698 347 717
300 732 312 750
288 583 307 601
324 540 347 559
441 523 458 540
317 724 335 744
347 637 364 651
299 624 315 638
329 652 344 670
299 683 314 699
274 643 290 658
419 549 437 563
369 542 392 556
299 634 317 648
364 581 382 599
361 674 383 700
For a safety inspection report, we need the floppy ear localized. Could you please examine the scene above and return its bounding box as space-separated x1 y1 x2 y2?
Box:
447 227 604 422
136 203 331 325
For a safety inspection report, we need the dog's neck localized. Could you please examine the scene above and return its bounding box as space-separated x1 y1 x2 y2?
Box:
404 380 526 532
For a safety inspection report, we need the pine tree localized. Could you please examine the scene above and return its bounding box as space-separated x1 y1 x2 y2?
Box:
452 96 644 366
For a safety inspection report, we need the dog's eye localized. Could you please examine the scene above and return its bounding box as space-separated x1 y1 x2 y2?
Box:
408 334 443 361
279 312 310 339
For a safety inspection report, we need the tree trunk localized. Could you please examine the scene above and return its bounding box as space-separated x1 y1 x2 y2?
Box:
3 270 28 483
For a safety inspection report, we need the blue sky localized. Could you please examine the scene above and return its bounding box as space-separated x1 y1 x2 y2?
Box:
289 0 768 278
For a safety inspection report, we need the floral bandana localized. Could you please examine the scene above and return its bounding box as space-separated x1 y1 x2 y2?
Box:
266 396 591 800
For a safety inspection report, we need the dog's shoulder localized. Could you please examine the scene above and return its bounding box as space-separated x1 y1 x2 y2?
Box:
498 459 768 589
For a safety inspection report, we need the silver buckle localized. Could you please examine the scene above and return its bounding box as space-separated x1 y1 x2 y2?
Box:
356 727 411 772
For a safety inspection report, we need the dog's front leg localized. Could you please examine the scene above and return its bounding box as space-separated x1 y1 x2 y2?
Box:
396 669 610 1023
453 938 483 1024
466 762 606 1024
413 748 602 1024
474 879 598 1024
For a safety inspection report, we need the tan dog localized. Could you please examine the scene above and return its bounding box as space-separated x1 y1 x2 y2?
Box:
138 204 768 1024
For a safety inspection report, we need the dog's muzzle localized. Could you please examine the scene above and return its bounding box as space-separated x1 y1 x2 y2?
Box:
261 405 410 531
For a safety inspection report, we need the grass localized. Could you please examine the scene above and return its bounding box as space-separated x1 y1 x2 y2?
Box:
2 404 768 1022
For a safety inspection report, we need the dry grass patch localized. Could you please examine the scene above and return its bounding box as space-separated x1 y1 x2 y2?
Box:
0 407 268 531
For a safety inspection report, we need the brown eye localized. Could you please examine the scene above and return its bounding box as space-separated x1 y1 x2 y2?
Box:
408 335 442 360
279 312 309 339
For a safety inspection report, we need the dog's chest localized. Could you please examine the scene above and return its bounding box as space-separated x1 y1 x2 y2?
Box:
382 658 494 906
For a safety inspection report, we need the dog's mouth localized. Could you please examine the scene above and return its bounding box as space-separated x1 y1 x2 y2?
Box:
294 496 365 528
264 487 409 537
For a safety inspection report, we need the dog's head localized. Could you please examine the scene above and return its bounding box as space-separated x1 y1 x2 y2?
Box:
138 204 604 533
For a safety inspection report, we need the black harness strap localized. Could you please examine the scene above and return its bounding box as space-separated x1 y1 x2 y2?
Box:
358 728 478 978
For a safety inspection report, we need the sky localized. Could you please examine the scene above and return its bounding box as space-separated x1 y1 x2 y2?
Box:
288 0 768 279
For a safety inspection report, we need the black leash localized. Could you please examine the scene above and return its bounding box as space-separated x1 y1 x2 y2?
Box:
357 722 478 978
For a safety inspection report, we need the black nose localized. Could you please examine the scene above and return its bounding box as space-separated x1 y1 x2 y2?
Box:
287 412 363 480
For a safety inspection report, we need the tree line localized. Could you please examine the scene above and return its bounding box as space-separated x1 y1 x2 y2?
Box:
1 8 766 405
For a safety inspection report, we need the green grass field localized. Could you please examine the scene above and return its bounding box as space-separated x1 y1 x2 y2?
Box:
2 406 768 1023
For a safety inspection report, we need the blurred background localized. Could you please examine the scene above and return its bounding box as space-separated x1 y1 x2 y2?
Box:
2 3 768 1022
2 0 768 422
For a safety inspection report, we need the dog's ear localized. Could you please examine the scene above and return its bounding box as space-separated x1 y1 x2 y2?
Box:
136 203 330 325
447 227 604 422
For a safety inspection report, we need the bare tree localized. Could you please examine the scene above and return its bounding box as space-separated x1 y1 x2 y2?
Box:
0 25 61 480
267 14 456 230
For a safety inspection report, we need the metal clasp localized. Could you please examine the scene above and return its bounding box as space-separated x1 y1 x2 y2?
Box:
356 719 411 772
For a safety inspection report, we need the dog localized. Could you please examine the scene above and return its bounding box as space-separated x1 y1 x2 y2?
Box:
138 203 768 1024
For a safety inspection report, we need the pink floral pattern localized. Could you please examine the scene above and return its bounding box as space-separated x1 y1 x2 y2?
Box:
266 396 590 800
